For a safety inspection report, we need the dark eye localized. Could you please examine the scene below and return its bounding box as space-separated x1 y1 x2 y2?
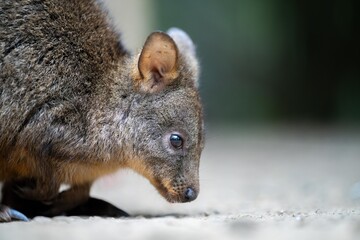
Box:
170 134 183 149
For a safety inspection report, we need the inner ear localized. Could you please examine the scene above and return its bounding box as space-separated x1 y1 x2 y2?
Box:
137 32 179 93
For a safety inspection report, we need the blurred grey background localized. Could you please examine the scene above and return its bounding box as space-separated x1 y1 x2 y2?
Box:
105 0 360 126
1 1 360 239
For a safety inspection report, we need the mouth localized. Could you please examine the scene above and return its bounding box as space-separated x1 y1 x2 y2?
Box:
152 178 198 203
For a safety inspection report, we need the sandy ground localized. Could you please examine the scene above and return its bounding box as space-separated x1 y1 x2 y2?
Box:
1 126 360 240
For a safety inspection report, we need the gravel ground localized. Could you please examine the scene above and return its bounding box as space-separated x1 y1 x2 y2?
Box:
1 126 360 240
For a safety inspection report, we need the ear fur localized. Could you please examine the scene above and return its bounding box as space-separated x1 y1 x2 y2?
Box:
167 28 196 58
167 28 200 87
134 32 179 93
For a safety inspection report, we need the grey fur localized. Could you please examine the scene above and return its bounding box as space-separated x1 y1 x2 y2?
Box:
0 0 204 216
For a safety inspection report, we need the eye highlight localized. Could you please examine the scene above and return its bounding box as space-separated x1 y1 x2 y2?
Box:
169 134 183 149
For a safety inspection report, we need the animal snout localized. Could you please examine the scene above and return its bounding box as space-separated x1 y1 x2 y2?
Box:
184 187 197 202
156 175 199 203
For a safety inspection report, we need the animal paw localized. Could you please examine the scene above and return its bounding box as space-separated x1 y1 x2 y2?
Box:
13 178 57 202
65 197 129 217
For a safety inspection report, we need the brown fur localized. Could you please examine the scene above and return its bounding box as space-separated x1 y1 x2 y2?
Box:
0 0 204 219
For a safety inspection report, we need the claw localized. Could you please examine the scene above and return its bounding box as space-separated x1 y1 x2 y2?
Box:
0 205 29 222
8 208 29 222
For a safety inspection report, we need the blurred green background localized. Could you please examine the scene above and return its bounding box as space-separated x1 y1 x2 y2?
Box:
152 0 360 125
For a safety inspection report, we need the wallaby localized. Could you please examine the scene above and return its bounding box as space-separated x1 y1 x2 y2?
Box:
0 0 204 222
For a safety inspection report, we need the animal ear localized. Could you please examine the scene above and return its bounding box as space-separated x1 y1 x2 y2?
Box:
135 32 179 93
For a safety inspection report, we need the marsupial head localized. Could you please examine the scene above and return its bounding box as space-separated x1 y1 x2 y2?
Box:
128 28 204 203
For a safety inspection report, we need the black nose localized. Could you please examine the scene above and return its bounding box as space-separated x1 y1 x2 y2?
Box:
184 187 197 202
